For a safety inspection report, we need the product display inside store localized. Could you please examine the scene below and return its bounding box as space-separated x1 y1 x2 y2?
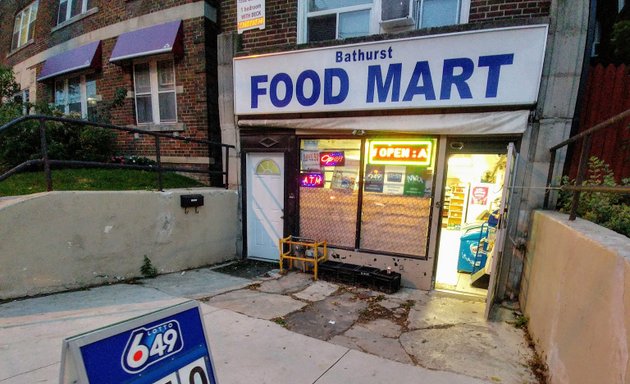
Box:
435 153 507 296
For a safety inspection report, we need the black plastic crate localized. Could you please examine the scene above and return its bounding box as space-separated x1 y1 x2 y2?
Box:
355 266 379 287
318 261 343 282
372 269 402 294
337 263 361 284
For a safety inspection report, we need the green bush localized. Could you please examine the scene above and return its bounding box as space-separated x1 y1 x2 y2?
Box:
558 157 630 237
0 106 116 171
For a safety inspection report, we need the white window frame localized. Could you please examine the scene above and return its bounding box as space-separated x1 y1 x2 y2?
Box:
57 0 90 25
298 0 470 43
298 1 379 44
12 1 39 51
54 75 95 119
132 59 178 126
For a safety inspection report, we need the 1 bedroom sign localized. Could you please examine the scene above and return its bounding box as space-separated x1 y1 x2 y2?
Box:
60 301 217 384
233 25 548 114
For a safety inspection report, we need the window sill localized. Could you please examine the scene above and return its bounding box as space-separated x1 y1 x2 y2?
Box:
132 122 185 132
51 7 99 33
6 39 35 59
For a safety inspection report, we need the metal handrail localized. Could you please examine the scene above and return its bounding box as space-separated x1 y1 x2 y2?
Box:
0 115 235 191
544 108 630 220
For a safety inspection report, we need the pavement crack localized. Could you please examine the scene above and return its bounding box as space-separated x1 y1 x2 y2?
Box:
312 349 351 384
1 361 58 381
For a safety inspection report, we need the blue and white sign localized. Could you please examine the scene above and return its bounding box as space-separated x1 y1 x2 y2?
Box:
233 25 548 115
60 301 217 384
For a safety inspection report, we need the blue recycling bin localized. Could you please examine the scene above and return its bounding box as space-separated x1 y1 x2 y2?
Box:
457 224 489 273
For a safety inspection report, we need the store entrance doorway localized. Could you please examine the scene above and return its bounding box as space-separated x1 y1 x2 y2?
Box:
434 142 515 300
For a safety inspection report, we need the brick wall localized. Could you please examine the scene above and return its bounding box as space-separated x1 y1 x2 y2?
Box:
469 0 551 22
220 0 297 52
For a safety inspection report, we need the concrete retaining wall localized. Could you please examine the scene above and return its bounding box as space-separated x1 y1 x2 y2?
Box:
521 211 630 384
0 189 239 299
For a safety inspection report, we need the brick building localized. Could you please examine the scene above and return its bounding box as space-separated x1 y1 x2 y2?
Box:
1 0 221 175
217 0 589 314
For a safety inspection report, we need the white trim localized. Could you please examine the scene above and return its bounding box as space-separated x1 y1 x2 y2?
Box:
460 0 471 24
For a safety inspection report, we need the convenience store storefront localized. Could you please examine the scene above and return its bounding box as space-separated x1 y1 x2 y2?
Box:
232 25 548 305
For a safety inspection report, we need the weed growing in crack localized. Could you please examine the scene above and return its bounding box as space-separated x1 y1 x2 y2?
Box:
271 317 287 328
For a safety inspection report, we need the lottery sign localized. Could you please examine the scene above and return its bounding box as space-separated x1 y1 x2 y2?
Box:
60 301 217 384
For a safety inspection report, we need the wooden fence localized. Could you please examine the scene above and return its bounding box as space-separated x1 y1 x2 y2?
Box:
571 64 630 180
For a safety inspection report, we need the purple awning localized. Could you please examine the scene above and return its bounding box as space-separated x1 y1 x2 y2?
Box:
110 20 183 63
38 41 102 81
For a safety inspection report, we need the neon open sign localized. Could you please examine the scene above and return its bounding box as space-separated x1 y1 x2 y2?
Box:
368 140 433 166
300 172 324 188
320 151 345 167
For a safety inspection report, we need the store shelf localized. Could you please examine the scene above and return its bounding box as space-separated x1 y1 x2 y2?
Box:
446 184 468 229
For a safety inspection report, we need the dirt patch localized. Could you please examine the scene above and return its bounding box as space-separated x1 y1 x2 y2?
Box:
213 260 277 279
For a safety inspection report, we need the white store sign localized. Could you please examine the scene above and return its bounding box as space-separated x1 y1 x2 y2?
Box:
233 25 548 115
237 0 265 33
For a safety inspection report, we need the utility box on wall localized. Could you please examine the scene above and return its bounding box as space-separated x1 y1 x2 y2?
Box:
180 194 204 208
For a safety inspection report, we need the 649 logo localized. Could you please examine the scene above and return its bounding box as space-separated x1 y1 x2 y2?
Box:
121 320 184 373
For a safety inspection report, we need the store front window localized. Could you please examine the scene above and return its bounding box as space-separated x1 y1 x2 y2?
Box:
299 138 436 258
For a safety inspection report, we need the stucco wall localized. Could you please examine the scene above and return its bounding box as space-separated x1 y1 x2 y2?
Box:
521 211 630 384
0 189 238 299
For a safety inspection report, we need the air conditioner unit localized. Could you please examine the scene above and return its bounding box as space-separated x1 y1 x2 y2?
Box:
380 0 415 31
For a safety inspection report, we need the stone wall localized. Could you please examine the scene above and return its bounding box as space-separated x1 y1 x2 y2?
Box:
0 188 239 299
521 211 630 384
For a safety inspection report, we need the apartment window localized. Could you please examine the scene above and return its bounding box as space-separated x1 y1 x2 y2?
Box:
300 1 469 43
54 75 97 120
305 0 373 42
417 0 462 28
133 60 177 125
12 1 38 51
57 0 93 25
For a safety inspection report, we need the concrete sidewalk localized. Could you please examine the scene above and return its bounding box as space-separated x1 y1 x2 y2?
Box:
0 268 492 384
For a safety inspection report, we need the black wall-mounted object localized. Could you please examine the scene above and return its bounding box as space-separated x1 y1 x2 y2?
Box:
181 194 204 208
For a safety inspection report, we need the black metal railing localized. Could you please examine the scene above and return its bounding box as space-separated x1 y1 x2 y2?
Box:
544 108 630 220
0 115 235 191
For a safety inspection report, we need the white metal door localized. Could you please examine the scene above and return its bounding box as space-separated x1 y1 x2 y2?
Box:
485 143 518 318
246 153 284 261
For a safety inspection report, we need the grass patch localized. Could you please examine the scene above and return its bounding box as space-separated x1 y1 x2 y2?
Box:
0 168 204 196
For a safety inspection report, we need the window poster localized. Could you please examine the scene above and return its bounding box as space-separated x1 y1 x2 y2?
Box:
237 0 265 34
382 165 405 195
331 170 356 192
403 166 426 196
364 165 385 193
301 150 320 170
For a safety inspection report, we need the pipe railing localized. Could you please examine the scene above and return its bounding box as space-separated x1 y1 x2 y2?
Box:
0 115 235 191
544 108 630 220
